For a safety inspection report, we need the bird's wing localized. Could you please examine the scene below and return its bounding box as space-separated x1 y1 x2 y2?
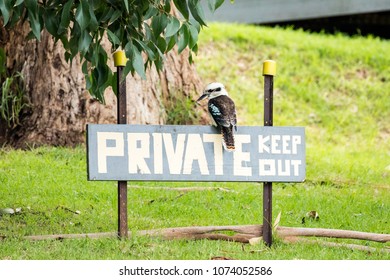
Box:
208 96 236 128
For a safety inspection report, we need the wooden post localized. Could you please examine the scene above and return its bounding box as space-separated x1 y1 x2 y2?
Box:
114 50 128 239
262 60 276 247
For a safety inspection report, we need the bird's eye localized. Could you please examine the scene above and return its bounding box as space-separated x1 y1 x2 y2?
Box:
207 89 213 93
215 87 221 91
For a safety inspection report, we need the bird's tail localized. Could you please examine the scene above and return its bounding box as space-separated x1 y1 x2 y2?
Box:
221 125 235 151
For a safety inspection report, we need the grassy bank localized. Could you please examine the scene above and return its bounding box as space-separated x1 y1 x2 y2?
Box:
196 23 389 187
0 23 389 259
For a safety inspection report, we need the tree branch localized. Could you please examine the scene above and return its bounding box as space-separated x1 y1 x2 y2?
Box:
276 226 390 243
19 225 390 247
283 236 390 253
138 225 261 242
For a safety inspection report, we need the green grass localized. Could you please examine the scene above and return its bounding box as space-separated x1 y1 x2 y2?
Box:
196 23 390 187
1 23 389 259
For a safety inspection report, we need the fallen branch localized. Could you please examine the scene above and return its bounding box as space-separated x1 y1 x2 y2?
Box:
138 225 261 242
23 225 261 242
283 236 390 253
13 225 390 249
276 226 390 243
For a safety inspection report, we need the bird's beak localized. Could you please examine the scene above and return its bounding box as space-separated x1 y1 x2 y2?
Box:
196 93 209 103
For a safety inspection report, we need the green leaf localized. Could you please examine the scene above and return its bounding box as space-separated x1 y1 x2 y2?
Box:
151 13 168 38
154 56 163 71
207 0 225 12
26 30 36 40
134 39 155 61
59 34 69 50
99 7 113 22
0 0 11 25
150 41 164 60
165 17 180 38
8 2 24 28
27 12 41 40
188 23 198 49
189 18 201 32
173 0 189 20
166 35 176 53
177 24 189 53
78 30 92 55
64 51 72 63
188 0 207 26
88 3 98 32
58 0 74 35
111 71 118 95
163 0 171 13
68 23 81 60
98 45 108 65
143 22 152 41
143 6 158 21
45 9 60 37
24 0 38 12
82 60 93 90
92 54 110 101
109 10 121 24
215 0 225 10
123 41 134 75
122 60 133 82
123 0 129 13
82 60 88 75
14 0 24 6
191 42 198 54
25 0 41 40
156 36 167 53
75 0 91 31
132 47 146 79
102 70 113 97
107 29 120 48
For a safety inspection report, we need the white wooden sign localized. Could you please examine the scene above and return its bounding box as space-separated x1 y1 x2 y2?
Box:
87 124 305 182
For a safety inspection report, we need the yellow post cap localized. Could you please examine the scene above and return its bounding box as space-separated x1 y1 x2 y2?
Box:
263 60 276 76
113 50 127 67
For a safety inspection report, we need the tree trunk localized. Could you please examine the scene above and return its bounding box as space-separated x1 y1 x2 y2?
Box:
0 22 207 148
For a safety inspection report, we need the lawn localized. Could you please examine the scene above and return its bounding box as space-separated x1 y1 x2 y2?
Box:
0 23 389 259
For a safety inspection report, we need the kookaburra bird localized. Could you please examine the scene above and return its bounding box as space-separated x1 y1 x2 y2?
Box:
197 82 237 151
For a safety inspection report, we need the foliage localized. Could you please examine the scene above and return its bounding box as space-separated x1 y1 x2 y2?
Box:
0 0 226 102
0 48 28 128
